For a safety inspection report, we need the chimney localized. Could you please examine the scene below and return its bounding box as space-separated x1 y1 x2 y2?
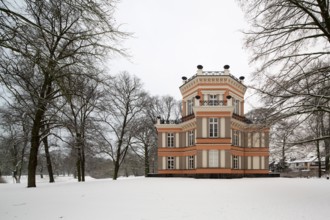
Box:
197 65 203 75
224 65 230 75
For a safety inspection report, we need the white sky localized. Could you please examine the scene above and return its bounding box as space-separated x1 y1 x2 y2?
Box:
108 0 256 111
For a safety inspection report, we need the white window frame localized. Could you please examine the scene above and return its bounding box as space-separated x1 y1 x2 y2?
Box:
188 130 194 146
209 94 217 106
209 150 219 168
232 130 239 146
167 157 174 169
233 155 239 169
209 118 218 138
234 99 240 115
253 132 260 148
188 156 194 169
167 133 174 147
187 99 193 115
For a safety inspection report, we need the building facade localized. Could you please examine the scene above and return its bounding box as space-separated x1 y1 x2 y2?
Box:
155 65 270 178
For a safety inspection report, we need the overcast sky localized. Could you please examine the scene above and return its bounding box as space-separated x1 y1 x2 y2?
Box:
108 0 256 111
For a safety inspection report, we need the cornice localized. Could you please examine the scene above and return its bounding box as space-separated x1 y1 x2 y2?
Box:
180 75 247 96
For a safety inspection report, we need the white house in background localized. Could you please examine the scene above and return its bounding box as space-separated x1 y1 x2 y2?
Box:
287 156 325 171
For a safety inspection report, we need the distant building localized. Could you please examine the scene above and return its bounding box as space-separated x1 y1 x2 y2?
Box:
155 65 270 178
287 156 326 171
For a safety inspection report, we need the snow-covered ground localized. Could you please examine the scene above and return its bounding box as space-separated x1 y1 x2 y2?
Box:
1 176 329 220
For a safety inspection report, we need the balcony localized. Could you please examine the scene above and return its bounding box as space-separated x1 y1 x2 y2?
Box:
200 100 226 106
157 113 253 126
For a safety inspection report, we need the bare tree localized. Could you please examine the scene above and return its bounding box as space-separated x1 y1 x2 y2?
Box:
60 77 103 182
160 96 177 121
145 95 181 122
239 0 330 171
0 0 127 187
239 0 330 124
130 116 157 176
128 95 180 175
271 119 301 171
94 72 147 180
0 105 30 183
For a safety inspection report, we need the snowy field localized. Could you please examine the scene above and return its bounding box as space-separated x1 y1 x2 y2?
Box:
1 176 330 220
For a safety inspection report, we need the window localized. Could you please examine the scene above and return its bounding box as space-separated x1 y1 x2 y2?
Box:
253 132 260 148
220 94 224 106
248 132 252 147
187 99 193 115
233 155 239 169
189 156 194 169
209 118 218 137
167 133 174 147
188 130 194 146
209 150 219 167
232 130 239 146
209 94 217 106
233 99 240 115
167 157 174 169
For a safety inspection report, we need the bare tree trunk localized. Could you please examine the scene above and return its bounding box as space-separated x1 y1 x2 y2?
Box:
325 139 330 173
81 136 85 182
144 144 149 176
43 135 55 183
316 111 322 178
76 146 82 182
324 113 330 173
11 144 19 184
16 161 22 184
28 111 43 187
39 164 44 179
17 137 28 184
320 111 330 173
316 139 322 178
75 133 85 182
281 137 286 172
113 103 129 180
113 160 120 180
27 74 52 187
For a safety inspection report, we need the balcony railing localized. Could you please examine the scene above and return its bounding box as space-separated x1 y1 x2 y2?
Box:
233 113 253 124
182 71 241 86
157 113 250 125
159 119 181 124
181 113 195 122
159 113 195 124
200 100 226 106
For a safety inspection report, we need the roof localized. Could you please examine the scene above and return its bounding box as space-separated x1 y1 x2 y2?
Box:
287 156 325 164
